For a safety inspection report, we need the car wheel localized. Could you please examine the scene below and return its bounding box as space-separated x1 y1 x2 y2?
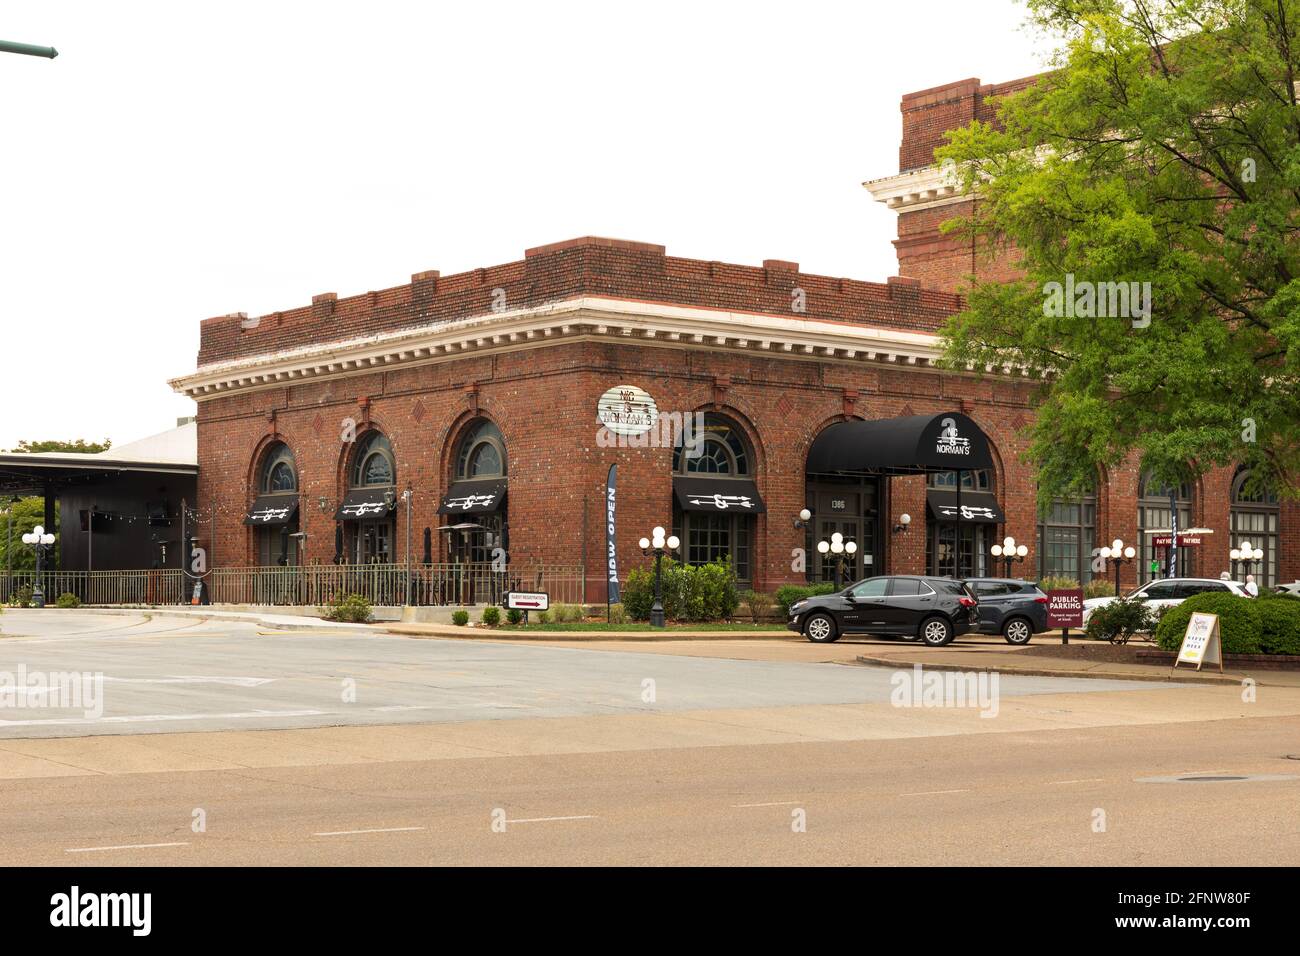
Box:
919 616 954 647
803 613 840 643
1003 617 1033 646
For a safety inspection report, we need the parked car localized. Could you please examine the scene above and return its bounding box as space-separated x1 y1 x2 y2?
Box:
961 578 1048 645
1274 582 1300 597
1081 577 1251 625
787 575 978 646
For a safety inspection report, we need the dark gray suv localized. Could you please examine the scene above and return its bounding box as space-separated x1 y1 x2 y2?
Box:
961 578 1049 645
787 575 979 646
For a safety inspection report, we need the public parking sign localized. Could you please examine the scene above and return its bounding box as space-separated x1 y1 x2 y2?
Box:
505 591 550 611
1047 588 1084 629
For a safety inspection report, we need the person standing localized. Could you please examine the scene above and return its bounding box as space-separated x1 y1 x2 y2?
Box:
1245 574 1259 597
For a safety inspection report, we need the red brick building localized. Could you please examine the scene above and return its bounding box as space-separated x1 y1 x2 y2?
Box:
170 74 1297 601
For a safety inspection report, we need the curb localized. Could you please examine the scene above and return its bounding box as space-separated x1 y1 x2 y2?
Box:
54 606 370 633
382 625 799 641
852 654 1242 686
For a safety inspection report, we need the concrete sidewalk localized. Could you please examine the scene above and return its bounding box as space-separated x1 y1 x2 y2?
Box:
852 643 1300 687
382 622 793 641
79 606 370 632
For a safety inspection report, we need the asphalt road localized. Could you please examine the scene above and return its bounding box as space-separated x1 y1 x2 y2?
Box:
0 610 1172 738
1 610 1298 866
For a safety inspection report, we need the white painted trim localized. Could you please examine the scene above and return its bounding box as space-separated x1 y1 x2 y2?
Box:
169 296 1003 401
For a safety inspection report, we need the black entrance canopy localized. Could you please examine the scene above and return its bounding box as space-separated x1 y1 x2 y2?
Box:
335 489 396 521
438 480 507 516
926 489 1005 524
244 495 299 527
806 412 994 475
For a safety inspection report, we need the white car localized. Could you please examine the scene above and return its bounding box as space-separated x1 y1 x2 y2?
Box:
1081 577 1251 625
1274 582 1300 597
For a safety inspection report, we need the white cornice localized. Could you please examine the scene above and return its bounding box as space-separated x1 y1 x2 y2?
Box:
863 164 971 212
169 297 1034 400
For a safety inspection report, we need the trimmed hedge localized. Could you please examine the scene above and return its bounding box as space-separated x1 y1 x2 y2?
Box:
774 583 838 617
1155 592 1263 654
1257 593 1300 655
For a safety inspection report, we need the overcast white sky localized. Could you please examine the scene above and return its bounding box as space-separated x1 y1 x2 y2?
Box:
0 1 1049 451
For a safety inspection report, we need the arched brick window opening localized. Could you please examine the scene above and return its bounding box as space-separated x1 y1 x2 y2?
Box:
252 442 300 567
1138 468 1194 582
1036 477 1097 584
443 419 508 565
926 470 995 578
343 432 397 564
1230 469 1279 588
672 412 757 585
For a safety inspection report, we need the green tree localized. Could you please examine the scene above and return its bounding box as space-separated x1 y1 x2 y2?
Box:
6 438 110 454
0 497 54 573
937 0 1300 505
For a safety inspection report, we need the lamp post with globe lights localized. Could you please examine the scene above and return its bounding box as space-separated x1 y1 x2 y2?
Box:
816 532 858 588
1099 538 1136 595
638 526 680 628
20 525 56 608
1230 541 1263 581
990 535 1028 577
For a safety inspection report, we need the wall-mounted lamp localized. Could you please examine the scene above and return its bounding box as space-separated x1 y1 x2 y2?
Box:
318 496 333 514
794 508 812 530
892 513 912 534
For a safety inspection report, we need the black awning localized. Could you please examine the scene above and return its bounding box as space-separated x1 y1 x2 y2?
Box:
926 489 1005 524
438 480 507 515
673 476 767 513
335 488 395 521
806 412 995 475
244 495 299 527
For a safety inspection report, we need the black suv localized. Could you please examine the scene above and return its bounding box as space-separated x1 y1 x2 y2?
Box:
961 578 1049 645
787 575 978 646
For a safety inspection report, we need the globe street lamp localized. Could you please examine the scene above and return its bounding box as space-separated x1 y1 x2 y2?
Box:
20 525 56 608
990 535 1029 578
639 526 680 628
816 532 858 588
1098 538 1136 595
1230 540 1264 579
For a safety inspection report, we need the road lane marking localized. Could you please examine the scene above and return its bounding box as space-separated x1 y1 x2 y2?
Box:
733 801 801 808
506 815 596 824
0 709 324 728
314 827 426 837
899 789 970 796
65 842 189 853
1047 778 1104 785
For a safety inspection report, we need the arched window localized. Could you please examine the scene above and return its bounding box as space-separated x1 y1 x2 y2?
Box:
456 420 507 480
352 433 395 488
1231 469 1279 587
1138 468 1194 582
1036 479 1097 583
673 416 750 475
261 444 297 494
672 413 757 583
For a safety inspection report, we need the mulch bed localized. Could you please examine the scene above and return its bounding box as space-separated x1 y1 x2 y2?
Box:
1020 639 1300 670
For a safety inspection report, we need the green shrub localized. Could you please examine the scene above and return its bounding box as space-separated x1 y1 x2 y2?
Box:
1155 592 1262 654
1085 596 1155 644
321 593 373 623
1039 575 1081 593
506 607 523 625
1257 598 1300 655
607 602 627 625
55 592 82 609
451 609 469 626
1082 579 1116 599
623 557 741 622
741 590 770 623
481 606 501 627
774 583 838 617
11 586 33 609
548 603 583 624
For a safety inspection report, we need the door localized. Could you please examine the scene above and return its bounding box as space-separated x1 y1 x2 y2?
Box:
882 577 937 634
971 581 1011 632
844 577 889 632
